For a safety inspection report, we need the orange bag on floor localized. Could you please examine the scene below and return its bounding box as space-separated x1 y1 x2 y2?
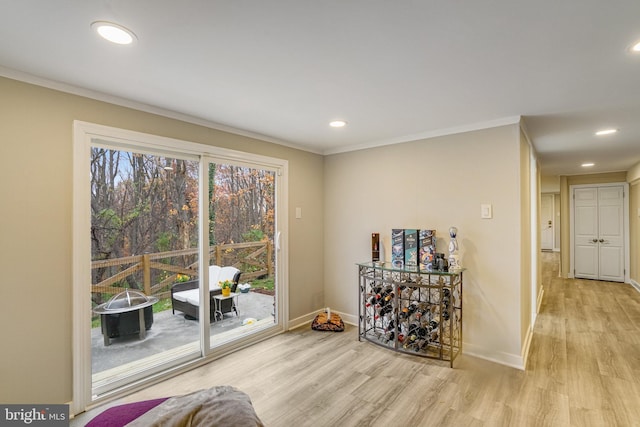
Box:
311 311 344 332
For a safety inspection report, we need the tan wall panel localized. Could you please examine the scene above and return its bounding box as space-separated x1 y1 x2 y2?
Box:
628 162 640 183
540 175 560 193
324 124 526 363
630 182 639 283
554 193 561 249
519 129 531 345
0 77 324 403
627 162 640 284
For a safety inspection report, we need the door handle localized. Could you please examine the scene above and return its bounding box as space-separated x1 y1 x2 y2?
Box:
599 239 605 243
592 238 598 243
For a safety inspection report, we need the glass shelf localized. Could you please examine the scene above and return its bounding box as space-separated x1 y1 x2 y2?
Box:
356 261 465 276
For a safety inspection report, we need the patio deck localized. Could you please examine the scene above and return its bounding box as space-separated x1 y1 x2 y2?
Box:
91 291 275 374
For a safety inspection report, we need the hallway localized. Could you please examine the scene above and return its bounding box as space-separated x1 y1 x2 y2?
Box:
527 251 640 425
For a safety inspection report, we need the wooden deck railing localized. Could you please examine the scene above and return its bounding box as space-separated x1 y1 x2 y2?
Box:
91 241 273 301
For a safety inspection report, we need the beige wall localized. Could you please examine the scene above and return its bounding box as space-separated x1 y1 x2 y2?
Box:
630 182 639 284
559 172 629 277
0 77 324 404
519 129 532 346
554 193 561 249
540 175 560 193
627 162 640 183
628 162 640 284
324 124 531 366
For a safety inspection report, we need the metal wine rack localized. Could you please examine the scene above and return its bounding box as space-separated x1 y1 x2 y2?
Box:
357 262 463 367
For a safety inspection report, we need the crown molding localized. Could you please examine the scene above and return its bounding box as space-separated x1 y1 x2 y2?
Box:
0 66 322 155
2 66 522 158
323 116 522 155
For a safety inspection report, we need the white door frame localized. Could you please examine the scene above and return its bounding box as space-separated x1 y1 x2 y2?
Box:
569 182 629 282
72 121 289 414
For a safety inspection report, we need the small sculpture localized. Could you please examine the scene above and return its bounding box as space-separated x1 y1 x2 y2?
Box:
448 226 460 270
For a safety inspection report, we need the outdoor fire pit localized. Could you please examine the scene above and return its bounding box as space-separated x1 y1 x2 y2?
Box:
93 289 159 346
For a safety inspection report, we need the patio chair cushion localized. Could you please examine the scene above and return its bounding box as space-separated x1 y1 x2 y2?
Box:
209 265 221 282
171 265 240 318
172 288 200 305
173 265 228 304
217 266 240 286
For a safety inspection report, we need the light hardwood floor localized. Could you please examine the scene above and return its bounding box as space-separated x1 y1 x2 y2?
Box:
75 252 640 426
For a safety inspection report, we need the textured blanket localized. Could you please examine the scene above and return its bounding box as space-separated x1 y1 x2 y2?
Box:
126 386 264 427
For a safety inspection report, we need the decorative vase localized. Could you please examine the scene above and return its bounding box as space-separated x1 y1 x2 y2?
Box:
222 287 231 297
448 226 460 269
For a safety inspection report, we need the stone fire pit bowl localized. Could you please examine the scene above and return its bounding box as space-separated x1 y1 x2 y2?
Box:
93 289 159 346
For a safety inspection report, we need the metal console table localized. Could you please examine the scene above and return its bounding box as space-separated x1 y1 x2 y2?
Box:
357 262 463 367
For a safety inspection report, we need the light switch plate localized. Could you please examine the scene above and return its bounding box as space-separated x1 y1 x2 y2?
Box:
295 207 302 219
481 203 493 219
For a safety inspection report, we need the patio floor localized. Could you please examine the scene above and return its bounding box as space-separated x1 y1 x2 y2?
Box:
91 291 275 374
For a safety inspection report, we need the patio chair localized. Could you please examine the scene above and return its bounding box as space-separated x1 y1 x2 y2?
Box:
171 265 241 320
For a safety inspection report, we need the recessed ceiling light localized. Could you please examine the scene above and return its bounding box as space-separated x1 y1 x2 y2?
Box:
91 21 136 45
581 163 595 167
329 120 347 128
595 129 617 136
630 40 640 52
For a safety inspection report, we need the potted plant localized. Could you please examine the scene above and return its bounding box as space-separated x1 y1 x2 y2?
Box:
175 274 191 283
220 280 232 297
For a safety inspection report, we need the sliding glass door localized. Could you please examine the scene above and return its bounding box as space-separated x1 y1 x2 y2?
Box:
89 144 203 395
205 159 277 349
73 122 288 412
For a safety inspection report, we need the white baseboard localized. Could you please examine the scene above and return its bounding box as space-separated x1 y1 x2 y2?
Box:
292 310 529 371
287 311 318 330
338 311 358 326
463 342 525 371
520 325 533 369
536 287 545 314
630 279 640 294
463 324 532 371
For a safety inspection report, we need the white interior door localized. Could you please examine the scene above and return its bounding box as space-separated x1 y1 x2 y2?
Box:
541 194 554 250
597 186 625 281
574 188 599 279
573 185 625 282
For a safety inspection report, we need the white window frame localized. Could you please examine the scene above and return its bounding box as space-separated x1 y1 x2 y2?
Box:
72 121 289 414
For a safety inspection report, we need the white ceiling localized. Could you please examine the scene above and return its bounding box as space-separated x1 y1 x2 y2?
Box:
1 0 639 176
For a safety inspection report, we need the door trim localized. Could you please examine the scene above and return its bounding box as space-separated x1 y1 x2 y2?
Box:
72 121 289 415
569 182 629 282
